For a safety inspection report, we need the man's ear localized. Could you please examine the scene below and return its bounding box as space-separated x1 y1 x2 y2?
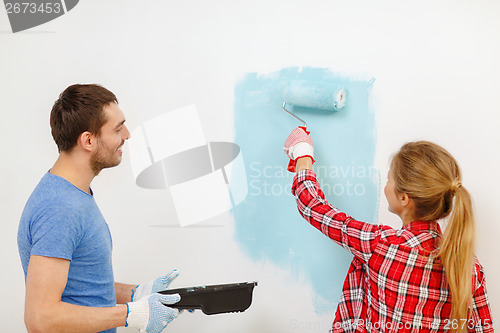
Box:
77 131 96 152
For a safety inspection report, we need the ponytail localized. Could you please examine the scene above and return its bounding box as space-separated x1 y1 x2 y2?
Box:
439 185 476 332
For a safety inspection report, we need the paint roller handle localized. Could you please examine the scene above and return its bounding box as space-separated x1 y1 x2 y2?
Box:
298 126 310 135
283 127 315 172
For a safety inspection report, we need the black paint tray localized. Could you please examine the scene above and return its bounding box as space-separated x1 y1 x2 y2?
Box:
159 281 257 315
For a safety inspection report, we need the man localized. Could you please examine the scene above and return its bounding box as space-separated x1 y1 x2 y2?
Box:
18 84 182 333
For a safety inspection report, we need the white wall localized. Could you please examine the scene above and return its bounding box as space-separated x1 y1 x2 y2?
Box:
1 0 499 331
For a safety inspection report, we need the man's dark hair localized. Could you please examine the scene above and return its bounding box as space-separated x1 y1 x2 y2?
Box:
50 84 118 152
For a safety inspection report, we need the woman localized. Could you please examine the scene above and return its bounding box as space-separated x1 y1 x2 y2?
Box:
283 128 493 333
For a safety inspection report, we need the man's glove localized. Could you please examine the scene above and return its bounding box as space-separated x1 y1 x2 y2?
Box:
283 126 314 172
132 269 179 302
126 293 180 333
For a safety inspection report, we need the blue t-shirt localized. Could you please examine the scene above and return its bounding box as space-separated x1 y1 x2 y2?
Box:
18 172 117 333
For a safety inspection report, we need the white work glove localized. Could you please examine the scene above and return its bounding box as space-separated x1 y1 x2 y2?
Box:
132 269 179 302
283 127 315 172
126 293 181 333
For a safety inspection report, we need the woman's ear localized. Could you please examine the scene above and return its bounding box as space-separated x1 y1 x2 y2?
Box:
400 192 411 208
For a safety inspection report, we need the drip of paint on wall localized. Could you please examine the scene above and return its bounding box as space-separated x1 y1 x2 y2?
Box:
233 67 379 312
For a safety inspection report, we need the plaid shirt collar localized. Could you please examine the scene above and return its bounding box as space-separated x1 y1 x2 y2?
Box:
402 220 442 234
399 220 442 253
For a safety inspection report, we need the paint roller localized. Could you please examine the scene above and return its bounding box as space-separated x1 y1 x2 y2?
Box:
282 80 347 172
282 80 347 128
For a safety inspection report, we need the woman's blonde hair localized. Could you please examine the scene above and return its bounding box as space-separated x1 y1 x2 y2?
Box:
390 141 475 331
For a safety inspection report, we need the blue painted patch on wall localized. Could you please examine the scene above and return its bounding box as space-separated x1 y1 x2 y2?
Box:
232 67 379 313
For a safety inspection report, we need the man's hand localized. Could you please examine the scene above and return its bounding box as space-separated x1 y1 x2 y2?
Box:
132 269 179 302
126 293 181 333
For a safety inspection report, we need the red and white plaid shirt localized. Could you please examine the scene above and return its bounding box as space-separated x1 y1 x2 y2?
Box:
292 170 494 333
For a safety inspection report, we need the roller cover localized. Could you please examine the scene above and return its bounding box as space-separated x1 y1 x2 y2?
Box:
284 80 346 111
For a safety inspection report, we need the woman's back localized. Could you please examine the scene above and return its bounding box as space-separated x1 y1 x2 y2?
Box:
292 169 493 332
284 132 494 332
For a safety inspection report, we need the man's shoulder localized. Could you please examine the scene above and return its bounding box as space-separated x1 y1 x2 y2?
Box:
22 173 96 227
30 173 90 204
